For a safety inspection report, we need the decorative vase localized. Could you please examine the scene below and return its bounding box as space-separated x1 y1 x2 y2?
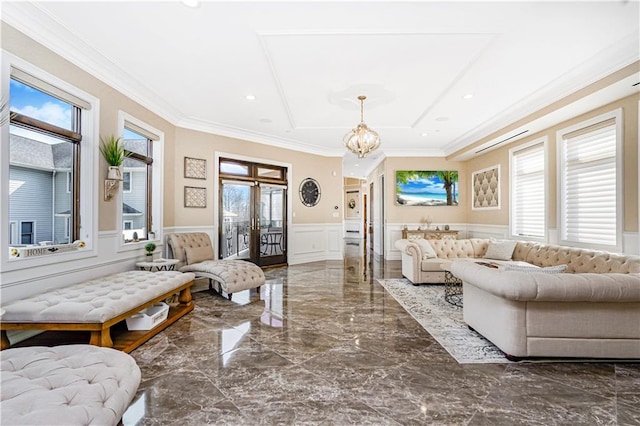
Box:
107 166 122 180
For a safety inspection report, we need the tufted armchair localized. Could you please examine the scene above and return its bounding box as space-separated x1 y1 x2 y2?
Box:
166 232 265 300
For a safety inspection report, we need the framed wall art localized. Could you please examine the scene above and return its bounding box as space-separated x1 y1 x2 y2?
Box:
395 170 459 206
184 157 207 180
184 186 207 208
472 165 500 210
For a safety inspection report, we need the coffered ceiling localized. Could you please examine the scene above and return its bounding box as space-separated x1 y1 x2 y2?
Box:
2 1 639 177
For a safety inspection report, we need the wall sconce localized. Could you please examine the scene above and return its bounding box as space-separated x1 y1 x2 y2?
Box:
104 179 120 201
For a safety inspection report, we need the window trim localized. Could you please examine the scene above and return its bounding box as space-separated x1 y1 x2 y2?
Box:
2 51 99 271
116 111 163 252
556 108 623 252
509 137 548 243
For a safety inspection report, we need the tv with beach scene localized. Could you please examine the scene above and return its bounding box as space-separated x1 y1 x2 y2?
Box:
395 170 459 206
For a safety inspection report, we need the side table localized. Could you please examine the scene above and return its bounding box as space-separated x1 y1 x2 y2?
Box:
135 258 180 272
441 264 463 307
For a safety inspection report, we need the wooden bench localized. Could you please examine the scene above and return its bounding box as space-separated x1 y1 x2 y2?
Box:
0 270 195 353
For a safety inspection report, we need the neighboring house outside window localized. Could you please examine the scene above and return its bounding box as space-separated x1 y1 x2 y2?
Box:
557 109 622 251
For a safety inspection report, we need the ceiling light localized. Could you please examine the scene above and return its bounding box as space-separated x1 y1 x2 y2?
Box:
421 132 428 137
355 163 360 167
463 94 473 99
245 95 256 101
181 0 200 8
343 95 381 159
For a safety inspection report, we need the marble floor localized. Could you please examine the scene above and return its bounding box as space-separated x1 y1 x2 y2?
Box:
124 239 640 425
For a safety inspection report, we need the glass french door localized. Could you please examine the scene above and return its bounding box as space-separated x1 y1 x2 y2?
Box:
219 159 288 267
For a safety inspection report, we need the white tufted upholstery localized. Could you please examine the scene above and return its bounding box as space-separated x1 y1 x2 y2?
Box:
395 237 640 284
1 271 195 323
450 253 640 359
167 233 265 299
1 345 140 425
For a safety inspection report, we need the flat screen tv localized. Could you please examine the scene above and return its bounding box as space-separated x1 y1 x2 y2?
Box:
395 170 459 206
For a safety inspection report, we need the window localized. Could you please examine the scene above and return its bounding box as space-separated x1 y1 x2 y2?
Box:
118 111 163 246
510 139 546 240
8 74 80 247
122 171 132 192
3 54 97 269
20 221 34 244
558 110 622 250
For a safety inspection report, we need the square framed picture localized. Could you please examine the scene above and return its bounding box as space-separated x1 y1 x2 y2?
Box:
472 165 500 210
184 186 207 208
184 157 207 180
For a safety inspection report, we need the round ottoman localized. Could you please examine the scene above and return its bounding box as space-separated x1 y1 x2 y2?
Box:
1 345 141 425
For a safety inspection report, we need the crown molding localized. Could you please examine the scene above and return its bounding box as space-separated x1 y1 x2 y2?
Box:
2 2 184 125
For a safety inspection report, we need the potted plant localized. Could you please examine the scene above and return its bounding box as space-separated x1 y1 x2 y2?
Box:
144 242 156 258
99 135 127 180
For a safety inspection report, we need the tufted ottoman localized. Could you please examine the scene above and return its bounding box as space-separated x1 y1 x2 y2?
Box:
1 345 140 425
1 270 195 352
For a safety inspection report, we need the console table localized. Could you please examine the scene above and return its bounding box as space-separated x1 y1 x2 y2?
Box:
402 229 459 240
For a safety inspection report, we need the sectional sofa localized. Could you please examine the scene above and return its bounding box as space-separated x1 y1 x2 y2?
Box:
395 237 640 359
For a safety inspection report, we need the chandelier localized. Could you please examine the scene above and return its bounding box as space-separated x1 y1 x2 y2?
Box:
343 95 381 158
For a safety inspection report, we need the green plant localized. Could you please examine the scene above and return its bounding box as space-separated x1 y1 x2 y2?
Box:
99 135 127 166
144 242 156 255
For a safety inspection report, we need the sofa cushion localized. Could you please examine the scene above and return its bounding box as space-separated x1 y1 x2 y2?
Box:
414 239 437 259
185 245 213 265
484 240 517 260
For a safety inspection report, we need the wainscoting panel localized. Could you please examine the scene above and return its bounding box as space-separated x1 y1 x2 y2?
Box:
289 223 343 265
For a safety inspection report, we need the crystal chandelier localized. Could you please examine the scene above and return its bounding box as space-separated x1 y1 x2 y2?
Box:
343 95 381 158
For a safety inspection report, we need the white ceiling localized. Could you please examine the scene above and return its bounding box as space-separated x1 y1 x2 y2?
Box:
2 1 639 178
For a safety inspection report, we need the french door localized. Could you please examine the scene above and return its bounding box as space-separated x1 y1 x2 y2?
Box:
219 159 287 267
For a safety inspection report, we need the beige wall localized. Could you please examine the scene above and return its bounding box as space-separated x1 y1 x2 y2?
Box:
2 23 176 232
173 128 343 226
466 93 639 232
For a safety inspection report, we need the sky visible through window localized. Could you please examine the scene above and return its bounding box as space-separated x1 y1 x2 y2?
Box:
10 78 72 130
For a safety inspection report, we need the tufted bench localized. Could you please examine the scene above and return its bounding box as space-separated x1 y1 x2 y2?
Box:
0 270 195 352
167 232 265 300
1 345 140 425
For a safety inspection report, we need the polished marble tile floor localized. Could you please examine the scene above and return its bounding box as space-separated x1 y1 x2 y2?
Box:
124 240 639 425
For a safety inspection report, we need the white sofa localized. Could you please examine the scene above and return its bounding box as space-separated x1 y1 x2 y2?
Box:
450 243 640 360
395 238 494 284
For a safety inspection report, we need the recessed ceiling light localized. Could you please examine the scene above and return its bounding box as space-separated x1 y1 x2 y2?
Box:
245 95 256 101
259 118 272 123
462 94 474 99
435 117 449 122
355 163 359 167
182 0 200 8
421 132 428 137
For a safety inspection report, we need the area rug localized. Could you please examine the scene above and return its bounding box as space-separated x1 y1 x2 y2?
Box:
377 278 510 364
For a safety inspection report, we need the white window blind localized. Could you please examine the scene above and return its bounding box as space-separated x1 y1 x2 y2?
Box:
512 142 545 239
560 119 617 247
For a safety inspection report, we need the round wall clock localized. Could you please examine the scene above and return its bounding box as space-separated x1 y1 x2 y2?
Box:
299 177 321 207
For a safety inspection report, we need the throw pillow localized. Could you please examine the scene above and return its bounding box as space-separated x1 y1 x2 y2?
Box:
184 246 213 264
414 239 437 259
505 264 568 274
484 240 517 261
